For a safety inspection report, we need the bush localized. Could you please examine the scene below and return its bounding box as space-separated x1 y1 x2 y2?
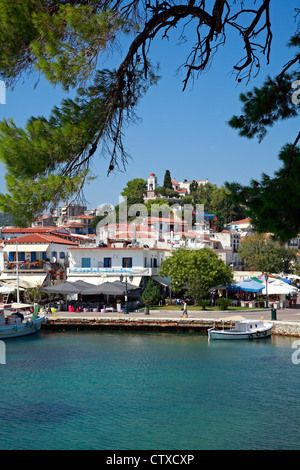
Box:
142 279 162 306
216 298 232 310
198 299 210 310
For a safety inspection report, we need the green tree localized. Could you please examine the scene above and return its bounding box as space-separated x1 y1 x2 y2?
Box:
154 186 178 198
210 185 245 230
189 180 198 194
226 145 300 242
159 248 233 300
163 170 173 190
192 183 217 210
142 279 162 306
238 234 297 273
144 198 174 216
121 178 147 206
91 204 114 229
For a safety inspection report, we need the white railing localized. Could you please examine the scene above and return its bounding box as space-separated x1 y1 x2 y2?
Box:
67 267 160 276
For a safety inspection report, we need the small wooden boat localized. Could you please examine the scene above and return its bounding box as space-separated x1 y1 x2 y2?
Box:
0 250 47 339
208 316 273 341
0 303 47 339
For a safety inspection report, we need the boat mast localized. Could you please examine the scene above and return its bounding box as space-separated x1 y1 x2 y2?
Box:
16 241 20 303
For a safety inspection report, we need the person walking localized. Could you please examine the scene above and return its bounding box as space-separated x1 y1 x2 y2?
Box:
181 300 188 317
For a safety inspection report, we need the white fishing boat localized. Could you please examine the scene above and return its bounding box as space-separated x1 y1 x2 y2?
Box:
208 316 273 341
0 303 47 339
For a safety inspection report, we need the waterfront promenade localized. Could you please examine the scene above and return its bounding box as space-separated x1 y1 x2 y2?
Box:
42 295 300 338
46 297 300 323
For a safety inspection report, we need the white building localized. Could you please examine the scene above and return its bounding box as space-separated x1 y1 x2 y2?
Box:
225 218 252 237
172 178 209 196
144 173 158 200
67 246 171 288
0 233 78 288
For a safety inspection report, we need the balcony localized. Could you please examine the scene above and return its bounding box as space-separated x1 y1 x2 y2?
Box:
4 261 46 272
3 260 64 273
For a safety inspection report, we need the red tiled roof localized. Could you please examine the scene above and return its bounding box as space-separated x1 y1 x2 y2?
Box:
75 214 94 219
63 222 84 227
147 217 187 224
228 218 251 225
2 226 66 233
4 233 78 245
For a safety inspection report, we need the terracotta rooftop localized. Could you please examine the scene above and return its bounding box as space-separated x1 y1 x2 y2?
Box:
228 218 251 225
4 233 78 246
2 226 67 233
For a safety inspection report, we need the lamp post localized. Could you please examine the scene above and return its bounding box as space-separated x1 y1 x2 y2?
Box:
120 274 133 314
265 273 269 308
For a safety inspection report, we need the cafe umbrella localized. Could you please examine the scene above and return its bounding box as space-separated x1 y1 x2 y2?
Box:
40 280 98 294
227 279 264 293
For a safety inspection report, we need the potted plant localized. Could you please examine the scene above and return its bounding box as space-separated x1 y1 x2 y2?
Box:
116 299 121 312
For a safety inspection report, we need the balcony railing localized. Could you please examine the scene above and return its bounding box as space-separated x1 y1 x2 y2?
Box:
3 261 64 272
68 267 160 276
4 261 45 271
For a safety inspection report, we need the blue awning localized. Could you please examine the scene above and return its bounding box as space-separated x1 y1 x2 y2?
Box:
228 278 264 293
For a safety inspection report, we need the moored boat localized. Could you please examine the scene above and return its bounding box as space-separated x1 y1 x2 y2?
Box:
0 303 47 339
208 316 273 341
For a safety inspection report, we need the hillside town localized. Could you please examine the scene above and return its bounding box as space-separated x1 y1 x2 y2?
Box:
0 172 299 308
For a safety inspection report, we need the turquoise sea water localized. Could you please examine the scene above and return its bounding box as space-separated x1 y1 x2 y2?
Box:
0 330 299 450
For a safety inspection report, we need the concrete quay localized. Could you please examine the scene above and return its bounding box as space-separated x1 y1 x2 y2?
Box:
43 305 300 337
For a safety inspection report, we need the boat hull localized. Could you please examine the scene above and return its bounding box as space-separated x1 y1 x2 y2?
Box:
0 315 47 339
208 325 273 341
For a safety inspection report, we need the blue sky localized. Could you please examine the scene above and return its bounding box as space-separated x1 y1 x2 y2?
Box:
0 1 299 211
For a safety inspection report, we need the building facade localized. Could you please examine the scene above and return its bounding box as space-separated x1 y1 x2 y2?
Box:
67 246 170 287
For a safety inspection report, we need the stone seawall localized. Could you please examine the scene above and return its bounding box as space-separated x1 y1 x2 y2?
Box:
43 318 213 333
272 321 300 338
43 318 300 337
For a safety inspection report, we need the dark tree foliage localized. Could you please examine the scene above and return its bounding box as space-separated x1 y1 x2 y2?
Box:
226 29 300 241
226 144 300 242
0 0 298 236
163 170 173 190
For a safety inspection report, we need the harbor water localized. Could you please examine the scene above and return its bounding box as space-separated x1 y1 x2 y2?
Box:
0 330 299 450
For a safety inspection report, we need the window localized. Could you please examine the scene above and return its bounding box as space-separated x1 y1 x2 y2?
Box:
81 257 91 268
122 257 132 268
104 257 111 268
59 252 65 259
